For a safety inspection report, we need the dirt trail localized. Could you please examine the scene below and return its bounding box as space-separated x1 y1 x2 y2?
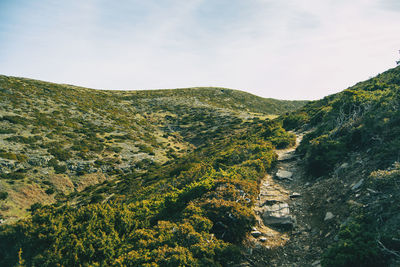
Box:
241 134 323 267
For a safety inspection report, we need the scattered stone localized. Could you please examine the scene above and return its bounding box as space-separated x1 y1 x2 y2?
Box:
324 212 334 221
261 199 280 206
251 230 262 238
290 192 301 198
312 260 321 266
325 232 331 238
351 179 364 191
340 163 349 169
262 202 294 227
367 188 378 194
259 237 267 242
252 227 257 231
276 170 293 180
278 152 296 161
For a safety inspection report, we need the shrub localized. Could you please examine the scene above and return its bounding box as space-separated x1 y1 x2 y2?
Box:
0 191 8 200
303 135 346 177
48 147 71 161
137 144 154 155
45 188 55 195
282 111 310 130
0 152 27 162
53 164 67 174
322 217 384 267
90 194 104 203
0 115 28 125
0 129 16 134
0 172 24 180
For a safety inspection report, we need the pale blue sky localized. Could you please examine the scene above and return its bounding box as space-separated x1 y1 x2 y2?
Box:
0 0 399 100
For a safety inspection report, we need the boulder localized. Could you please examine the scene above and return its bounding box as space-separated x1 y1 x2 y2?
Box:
278 152 296 161
28 155 51 166
262 202 294 227
290 192 301 198
251 230 262 238
324 212 334 221
351 179 364 191
259 237 267 242
275 170 293 180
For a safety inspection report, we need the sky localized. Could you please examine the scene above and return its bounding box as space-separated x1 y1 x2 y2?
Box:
0 0 399 100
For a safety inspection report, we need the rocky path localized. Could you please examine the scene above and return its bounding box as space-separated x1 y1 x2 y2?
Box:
241 134 323 267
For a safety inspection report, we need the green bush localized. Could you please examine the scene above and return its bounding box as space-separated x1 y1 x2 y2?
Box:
303 135 346 177
0 172 24 180
0 115 28 125
45 188 55 195
0 128 16 134
53 164 67 174
282 111 310 130
0 191 8 200
0 152 28 162
137 144 154 155
48 147 71 161
322 217 384 267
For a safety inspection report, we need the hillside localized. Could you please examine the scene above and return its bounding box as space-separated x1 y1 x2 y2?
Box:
280 66 400 266
0 75 303 266
1 65 400 266
0 74 306 222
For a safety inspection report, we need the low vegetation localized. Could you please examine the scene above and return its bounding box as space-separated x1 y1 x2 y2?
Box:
0 120 295 266
281 66 400 266
0 74 306 220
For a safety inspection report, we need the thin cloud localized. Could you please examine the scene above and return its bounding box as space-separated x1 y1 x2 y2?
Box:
0 0 399 100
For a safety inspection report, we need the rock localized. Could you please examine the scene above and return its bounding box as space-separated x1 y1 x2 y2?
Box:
261 199 280 206
251 230 262 238
290 192 301 198
351 179 364 191
252 227 257 231
278 152 296 161
262 202 294 227
340 163 349 169
324 212 334 221
0 159 15 170
312 260 321 266
254 243 263 250
28 155 52 166
367 188 378 194
259 237 267 242
276 170 293 180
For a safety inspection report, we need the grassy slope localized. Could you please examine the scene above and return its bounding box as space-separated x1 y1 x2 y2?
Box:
0 74 306 222
281 66 400 266
0 74 298 266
